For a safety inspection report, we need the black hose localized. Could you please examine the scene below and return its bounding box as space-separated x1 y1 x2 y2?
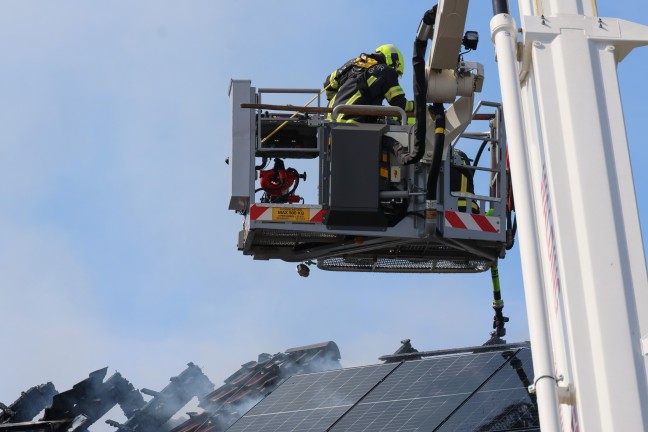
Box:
391 7 436 166
425 103 446 200
506 216 517 250
491 262 509 337
505 164 517 249
407 36 429 165
492 0 510 15
255 157 269 171
473 140 489 167
286 168 300 196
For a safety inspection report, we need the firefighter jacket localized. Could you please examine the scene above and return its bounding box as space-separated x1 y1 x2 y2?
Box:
323 55 414 123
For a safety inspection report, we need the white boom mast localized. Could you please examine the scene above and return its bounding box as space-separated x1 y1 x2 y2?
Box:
492 0 648 430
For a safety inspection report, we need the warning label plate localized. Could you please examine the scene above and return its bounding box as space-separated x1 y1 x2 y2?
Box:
272 207 310 222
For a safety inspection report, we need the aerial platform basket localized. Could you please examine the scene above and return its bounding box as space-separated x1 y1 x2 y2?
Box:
228 80 512 273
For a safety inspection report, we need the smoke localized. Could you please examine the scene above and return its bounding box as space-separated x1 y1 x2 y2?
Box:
303 352 342 374
162 396 202 430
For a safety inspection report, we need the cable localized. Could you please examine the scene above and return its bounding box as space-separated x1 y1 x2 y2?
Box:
255 157 269 171
473 139 489 167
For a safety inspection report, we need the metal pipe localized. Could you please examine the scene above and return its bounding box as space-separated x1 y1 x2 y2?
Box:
379 342 530 362
378 191 427 199
240 103 330 114
379 191 409 199
490 12 561 432
258 88 321 94
331 104 408 125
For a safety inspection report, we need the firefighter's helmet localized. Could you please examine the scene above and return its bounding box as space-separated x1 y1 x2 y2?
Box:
375 44 405 77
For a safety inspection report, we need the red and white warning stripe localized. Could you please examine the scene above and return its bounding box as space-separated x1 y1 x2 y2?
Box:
249 204 325 223
444 211 500 233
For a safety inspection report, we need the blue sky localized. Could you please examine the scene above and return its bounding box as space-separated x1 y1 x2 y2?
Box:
1 1 647 430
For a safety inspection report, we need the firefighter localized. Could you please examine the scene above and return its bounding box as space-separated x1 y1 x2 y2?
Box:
324 44 414 123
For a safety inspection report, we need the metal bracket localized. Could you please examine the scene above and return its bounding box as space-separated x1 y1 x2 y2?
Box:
522 15 648 62
641 334 648 356
528 374 574 405
556 383 575 406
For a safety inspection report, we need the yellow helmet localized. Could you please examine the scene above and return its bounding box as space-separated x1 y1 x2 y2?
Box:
375 44 405 77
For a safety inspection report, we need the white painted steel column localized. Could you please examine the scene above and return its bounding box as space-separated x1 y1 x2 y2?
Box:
490 13 561 432
513 0 648 430
516 46 577 432
516 3 577 430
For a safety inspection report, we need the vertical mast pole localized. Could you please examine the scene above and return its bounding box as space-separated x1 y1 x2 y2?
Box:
490 8 561 431
501 0 648 430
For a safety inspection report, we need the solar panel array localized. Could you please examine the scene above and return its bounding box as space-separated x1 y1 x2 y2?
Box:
225 363 399 432
225 347 539 432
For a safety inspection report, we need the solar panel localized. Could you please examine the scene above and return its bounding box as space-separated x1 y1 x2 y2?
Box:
225 346 540 432
225 363 398 432
437 348 539 432
328 350 512 432
223 405 350 432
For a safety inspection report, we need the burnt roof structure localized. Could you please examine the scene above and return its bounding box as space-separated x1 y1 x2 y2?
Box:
0 340 537 431
0 341 342 432
110 362 215 432
0 383 57 425
1 368 145 432
43 367 146 429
